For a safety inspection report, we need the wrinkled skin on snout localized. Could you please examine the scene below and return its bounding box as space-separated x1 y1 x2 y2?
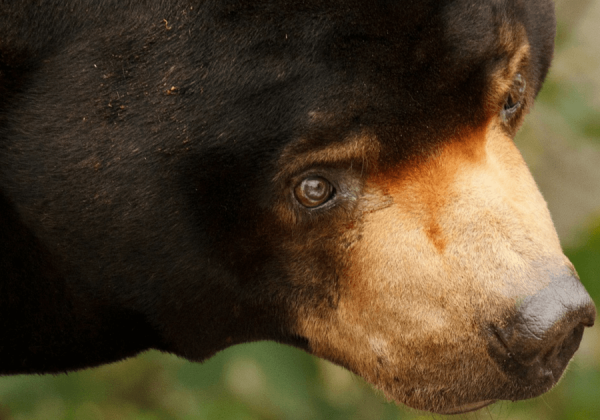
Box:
0 0 595 415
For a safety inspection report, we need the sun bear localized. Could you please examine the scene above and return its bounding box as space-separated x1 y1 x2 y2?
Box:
0 0 596 414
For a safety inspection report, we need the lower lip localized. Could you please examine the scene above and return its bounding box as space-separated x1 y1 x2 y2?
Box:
439 400 496 414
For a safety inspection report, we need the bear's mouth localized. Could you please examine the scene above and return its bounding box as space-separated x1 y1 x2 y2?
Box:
438 400 496 415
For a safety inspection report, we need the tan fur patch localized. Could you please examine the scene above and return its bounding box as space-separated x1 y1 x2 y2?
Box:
294 120 570 412
276 131 380 180
369 126 488 253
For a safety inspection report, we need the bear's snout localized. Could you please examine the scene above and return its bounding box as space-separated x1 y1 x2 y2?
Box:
488 266 596 398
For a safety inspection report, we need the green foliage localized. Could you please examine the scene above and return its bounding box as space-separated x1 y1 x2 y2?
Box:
0 345 411 420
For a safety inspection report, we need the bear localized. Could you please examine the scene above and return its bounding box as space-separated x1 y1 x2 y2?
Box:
0 0 596 415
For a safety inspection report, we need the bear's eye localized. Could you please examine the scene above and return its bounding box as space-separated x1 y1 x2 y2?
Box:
502 73 526 121
294 176 335 208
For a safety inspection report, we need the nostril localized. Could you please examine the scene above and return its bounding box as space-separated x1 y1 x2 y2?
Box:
556 323 585 359
579 308 596 328
488 309 590 393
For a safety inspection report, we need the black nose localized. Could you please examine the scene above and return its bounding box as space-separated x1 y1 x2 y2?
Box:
488 267 596 396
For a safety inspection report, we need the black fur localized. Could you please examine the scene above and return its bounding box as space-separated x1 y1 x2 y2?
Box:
0 0 555 374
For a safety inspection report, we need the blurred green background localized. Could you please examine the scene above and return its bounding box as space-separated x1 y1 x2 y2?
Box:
2 0 600 418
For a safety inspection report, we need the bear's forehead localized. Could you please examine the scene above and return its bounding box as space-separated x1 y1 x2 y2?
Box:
213 0 542 164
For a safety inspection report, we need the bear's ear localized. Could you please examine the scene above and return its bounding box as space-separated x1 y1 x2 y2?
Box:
522 0 556 97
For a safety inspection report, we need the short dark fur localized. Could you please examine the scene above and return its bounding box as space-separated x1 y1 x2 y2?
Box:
0 0 554 368
1 0 590 413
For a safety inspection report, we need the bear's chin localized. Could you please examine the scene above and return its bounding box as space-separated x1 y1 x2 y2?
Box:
436 400 496 415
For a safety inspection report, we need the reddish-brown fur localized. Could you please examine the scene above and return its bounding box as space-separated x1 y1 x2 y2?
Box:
293 116 569 412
